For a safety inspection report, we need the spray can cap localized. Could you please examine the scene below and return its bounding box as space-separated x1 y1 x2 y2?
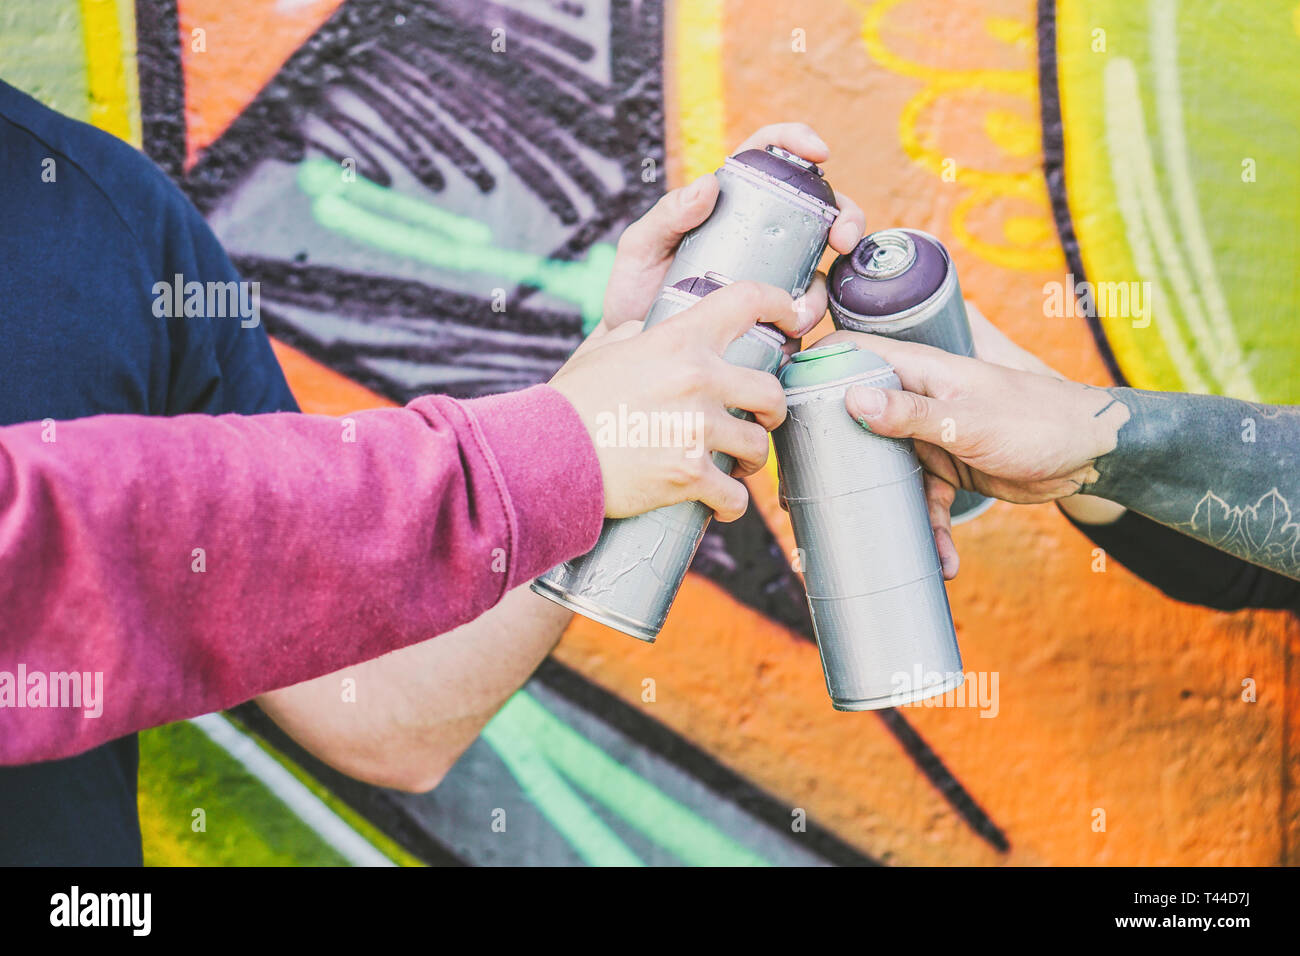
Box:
827 228 949 319
728 146 838 212
780 342 892 390
670 273 731 297
667 273 788 348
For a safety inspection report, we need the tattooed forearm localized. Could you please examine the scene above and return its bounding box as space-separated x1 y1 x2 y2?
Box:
1081 388 1300 580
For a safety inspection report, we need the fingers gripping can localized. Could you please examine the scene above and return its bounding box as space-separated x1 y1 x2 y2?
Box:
773 343 963 710
531 276 787 642
827 228 993 523
664 145 839 297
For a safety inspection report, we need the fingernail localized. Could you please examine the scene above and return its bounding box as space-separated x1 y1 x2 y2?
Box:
850 386 886 423
792 297 822 335
937 529 960 579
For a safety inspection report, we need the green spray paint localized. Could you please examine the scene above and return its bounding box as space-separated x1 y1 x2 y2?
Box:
0 0 91 123
482 713 644 867
482 691 772 867
297 159 614 331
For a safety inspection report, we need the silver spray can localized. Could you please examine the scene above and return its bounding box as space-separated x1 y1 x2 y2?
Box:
773 342 963 710
532 275 787 642
827 228 993 523
664 145 839 297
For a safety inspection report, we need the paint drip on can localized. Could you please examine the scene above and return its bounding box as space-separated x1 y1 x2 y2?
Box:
773 342 964 710
531 275 788 642
664 145 839 297
827 228 994 523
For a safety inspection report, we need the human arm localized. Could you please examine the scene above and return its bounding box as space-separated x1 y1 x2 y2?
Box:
253 122 861 791
2 275 795 765
256 586 571 791
825 326 1300 582
0 387 600 765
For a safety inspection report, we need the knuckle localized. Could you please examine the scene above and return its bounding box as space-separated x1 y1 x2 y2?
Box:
663 350 705 393
935 481 956 508
679 358 709 394
761 377 786 412
899 389 927 422
669 454 702 489
724 485 750 521
729 280 764 314
613 221 645 256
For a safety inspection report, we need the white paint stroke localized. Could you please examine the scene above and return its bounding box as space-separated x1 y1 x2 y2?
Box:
1150 0 1257 398
190 713 396 867
1103 56 1209 393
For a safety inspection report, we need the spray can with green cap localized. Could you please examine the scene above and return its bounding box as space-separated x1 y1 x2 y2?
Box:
531 275 787 643
773 342 964 710
827 228 993 523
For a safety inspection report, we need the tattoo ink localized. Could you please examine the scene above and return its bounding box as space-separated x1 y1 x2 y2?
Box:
1083 388 1300 580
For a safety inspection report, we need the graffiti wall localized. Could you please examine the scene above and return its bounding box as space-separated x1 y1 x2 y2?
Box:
7 0 1297 865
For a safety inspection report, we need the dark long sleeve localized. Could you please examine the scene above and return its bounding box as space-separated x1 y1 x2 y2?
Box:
1061 505 1300 615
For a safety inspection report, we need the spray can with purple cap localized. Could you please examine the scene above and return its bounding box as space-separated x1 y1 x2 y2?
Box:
531 145 838 641
531 275 787 642
827 228 993 523
665 145 839 298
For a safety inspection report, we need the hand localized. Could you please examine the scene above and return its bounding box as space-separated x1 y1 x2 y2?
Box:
827 302 1123 578
550 282 793 522
787 302 1065 579
817 329 1127 507
965 301 1127 526
598 122 866 342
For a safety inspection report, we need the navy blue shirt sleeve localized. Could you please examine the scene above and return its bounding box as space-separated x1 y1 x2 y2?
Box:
159 195 299 416
0 78 297 866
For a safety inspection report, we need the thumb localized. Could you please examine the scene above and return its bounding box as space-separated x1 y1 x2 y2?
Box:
846 384 958 448
616 174 719 267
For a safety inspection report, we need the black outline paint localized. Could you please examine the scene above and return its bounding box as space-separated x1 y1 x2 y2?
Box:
131 0 1009 865
1036 0 1127 386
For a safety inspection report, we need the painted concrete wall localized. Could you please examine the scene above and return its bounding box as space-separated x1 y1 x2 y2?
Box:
7 0 1297 865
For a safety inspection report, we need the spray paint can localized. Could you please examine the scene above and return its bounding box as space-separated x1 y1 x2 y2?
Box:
664 145 839 298
773 342 964 710
531 275 787 642
827 228 993 523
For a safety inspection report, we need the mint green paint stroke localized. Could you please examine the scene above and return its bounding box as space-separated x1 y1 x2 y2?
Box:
296 158 614 329
480 710 644 867
486 691 772 867
299 159 494 244
0 0 90 122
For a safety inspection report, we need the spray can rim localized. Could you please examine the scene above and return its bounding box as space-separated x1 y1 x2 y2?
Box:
746 323 789 349
829 228 956 329
723 151 839 221
764 144 825 176
780 342 895 393
850 229 918 279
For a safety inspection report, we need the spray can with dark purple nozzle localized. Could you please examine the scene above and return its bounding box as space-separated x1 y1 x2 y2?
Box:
532 275 787 643
664 145 839 298
827 228 993 523
773 342 963 710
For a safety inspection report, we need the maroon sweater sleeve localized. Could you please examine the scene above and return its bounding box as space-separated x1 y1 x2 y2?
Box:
0 384 602 764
